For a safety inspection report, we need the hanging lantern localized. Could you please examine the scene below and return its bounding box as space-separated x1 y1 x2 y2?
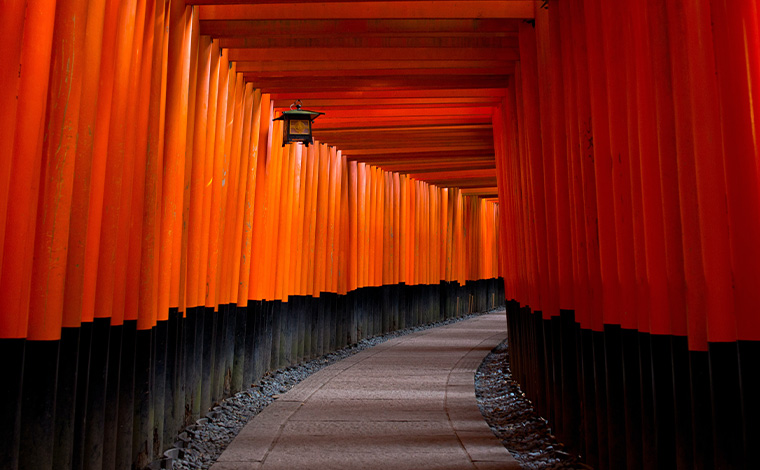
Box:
272 100 325 147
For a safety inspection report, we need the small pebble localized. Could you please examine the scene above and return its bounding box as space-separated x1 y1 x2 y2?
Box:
475 339 591 469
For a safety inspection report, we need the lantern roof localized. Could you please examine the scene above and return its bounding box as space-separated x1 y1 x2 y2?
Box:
273 103 325 122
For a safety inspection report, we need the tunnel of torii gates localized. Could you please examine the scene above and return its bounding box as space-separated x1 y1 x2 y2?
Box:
0 0 758 469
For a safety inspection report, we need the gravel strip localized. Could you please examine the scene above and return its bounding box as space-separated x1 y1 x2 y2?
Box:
475 338 591 469
163 309 501 470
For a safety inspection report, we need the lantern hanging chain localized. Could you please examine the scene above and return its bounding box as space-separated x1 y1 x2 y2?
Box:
291 99 303 111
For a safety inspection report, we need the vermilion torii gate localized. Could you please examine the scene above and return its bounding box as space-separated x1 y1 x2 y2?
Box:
0 1 758 469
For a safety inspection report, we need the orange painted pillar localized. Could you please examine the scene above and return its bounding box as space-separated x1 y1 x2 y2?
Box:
392 173 401 285
111 0 150 326
366 167 376 287
534 4 560 317
223 73 246 304
426 185 433 284
559 0 591 328
504 85 528 304
216 65 238 305
348 161 359 291
338 153 350 295
422 182 429 284
683 0 732 350
663 0 709 349
374 167 384 286
138 0 170 329
445 187 454 284
292 144 308 296
711 0 760 343
611 0 648 334
171 5 195 312
304 143 320 295
513 64 534 307
158 0 192 315
325 147 339 292
125 0 160 323
219 61 237 304
0 0 27 266
329 148 343 293
186 35 212 309
438 188 446 284
92 0 139 325
389 173 397 286
648 0 688 337
398 175 407 285
248 94 272 301
494 102 517 301
293 143 314 295
411 180 419 285
61 0 112 326
0 0 57 339
520 65 540 309
357 163 367 288
78 0 122 325
599 0 638 331
399 175 406 285
382 173 391 286
546 0 574 310
237 89 263 305
262 124 284 301
302 143 318 295
431 186 438 284
178 9 200 313
28 0 91 339
431 186 439 283
630 0 668 336
518 22 550 316
314 144 330 295
582 0 621 328
205 47 229 308
274 144 295 301
198 40 220 306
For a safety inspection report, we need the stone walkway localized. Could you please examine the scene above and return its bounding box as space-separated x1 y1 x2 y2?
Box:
211 312 521 470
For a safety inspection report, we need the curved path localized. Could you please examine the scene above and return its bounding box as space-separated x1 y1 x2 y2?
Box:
212 311 521 470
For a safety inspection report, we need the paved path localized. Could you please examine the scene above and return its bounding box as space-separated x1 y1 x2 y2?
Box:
212 311 521 470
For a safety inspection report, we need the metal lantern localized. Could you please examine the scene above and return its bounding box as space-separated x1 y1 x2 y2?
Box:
272 100 325 147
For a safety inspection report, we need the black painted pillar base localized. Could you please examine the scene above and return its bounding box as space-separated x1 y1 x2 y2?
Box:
83 318 110 470
688 349 712 470
71 322 92 470
638 333 656 470
199 308 212 414
152 320 168 458
18 340 60 470
53 327 80 470
739 340 759 469
672 335 694 470
0 338 25 470
580 328 599 469
101 324 122 470
621 327 643 470
183 307 198 426
708 341 744 469
232 305 247 394
269 300 281 370
243 303 258 387
603 324 626 470
116 321 136 470
132 327 153 469
650 334 676 470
